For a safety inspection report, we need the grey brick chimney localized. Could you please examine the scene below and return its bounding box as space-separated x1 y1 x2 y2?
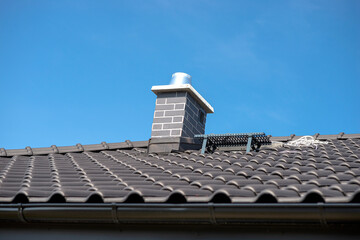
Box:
148 73 214 153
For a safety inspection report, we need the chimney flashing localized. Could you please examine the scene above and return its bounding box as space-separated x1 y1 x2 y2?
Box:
148 137 202 153
151 84 214 114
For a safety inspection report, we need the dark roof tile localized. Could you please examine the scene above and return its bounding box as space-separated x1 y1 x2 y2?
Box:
1 137 360 203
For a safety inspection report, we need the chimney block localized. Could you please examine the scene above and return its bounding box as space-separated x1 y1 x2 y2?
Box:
149 76 214 153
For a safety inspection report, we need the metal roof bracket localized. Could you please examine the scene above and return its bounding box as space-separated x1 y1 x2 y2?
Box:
246 135 253 153
201 136 208 154
195 133 271 154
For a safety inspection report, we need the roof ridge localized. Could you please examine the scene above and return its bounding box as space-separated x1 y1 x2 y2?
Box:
0 140 148 157
1 132 359 157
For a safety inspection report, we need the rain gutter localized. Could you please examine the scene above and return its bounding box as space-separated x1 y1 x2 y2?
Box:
1 203 360 225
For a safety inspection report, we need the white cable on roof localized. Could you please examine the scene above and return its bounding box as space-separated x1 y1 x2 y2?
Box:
286 136 328 148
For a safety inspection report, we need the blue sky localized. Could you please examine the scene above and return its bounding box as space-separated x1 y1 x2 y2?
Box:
0 0 359 149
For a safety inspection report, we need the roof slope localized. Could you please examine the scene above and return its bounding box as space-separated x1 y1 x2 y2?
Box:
1 136 360 204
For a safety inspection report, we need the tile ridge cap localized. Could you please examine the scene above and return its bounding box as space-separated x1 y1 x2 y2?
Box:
1 140 149 157
270 133 360 142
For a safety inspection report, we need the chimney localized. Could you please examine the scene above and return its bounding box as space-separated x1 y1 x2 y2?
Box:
148 72 214 153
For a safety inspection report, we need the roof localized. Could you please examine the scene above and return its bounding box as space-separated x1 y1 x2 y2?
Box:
0 133 359 204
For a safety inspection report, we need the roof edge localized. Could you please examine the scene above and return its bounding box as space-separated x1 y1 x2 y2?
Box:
1 203 360 225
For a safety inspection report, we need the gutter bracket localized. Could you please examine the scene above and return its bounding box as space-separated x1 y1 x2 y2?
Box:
112 203 119 224
318 202 327 226
17 204 27 223
208 203 217 225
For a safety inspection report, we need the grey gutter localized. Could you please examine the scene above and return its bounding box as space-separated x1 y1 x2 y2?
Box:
1 203 360 225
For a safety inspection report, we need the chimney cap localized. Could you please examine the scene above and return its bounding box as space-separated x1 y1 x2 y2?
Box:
151 84 214 113
170 72 192 85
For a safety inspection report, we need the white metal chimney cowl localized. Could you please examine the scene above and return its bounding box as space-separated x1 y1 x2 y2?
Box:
170 72 192 85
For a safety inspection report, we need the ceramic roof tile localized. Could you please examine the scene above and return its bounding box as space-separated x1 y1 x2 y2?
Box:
1 137 360 203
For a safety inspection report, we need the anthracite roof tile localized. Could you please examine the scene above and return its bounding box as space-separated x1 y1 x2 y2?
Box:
1 136 360 204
